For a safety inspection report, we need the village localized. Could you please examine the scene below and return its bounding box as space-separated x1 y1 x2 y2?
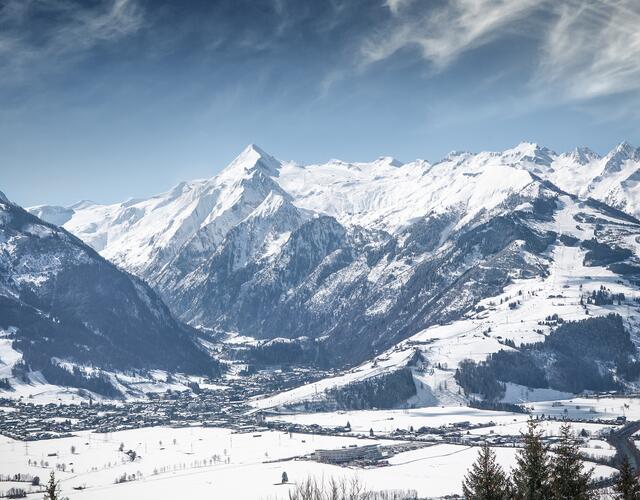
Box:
0 366 328 442
3 385 640 499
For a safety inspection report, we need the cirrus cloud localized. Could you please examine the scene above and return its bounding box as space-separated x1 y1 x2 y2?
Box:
360 0 640 103
539 0 640 99
0 0 144 83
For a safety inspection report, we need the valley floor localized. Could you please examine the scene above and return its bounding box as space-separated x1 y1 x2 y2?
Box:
0 400 630 499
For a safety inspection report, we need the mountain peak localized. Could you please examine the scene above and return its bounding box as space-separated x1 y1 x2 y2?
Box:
373 156 402 167
0 190 8 203
564 146 600 165
502 142 555 166
244 143 269 156
602 141 637 173
614 140 635 154
221 144 281 179
507 141 539 153
444 150 471 161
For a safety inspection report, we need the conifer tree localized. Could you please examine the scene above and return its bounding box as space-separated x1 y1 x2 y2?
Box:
615 458 640 500
43 471 66 500
550 422 594 500
462 443 510 500
512 419 552 500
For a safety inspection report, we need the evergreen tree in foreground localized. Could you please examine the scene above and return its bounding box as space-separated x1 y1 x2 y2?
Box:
511 419 552 500
550 423 595 500
462 443 511 500
615 458 640 500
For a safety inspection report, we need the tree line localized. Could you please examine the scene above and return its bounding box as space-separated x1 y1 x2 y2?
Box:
455 314 639 399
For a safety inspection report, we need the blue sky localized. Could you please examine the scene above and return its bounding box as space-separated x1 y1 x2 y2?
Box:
2 0 640 207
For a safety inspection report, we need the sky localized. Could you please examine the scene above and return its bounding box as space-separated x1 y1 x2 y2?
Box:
2 0 640 207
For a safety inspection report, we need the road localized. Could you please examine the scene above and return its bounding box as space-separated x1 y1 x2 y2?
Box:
607 420 640 471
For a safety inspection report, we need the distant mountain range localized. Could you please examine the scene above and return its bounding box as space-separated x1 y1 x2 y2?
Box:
21 141 640 379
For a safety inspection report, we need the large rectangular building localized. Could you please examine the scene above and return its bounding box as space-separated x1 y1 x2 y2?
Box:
314 444 381 464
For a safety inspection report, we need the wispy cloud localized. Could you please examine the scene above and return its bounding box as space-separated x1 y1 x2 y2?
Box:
3 0 640 108
0 0 144 84
358 0 640 103
539 0 640 99
384 0 413 16
361 0 542 70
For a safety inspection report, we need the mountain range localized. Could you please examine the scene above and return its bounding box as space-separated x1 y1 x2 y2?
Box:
3 141 640 403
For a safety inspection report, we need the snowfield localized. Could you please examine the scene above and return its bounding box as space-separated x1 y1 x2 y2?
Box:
265 406 529 435
0 422 617 500
0 426 381 500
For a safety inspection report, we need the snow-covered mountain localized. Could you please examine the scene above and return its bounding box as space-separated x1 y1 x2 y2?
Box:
29 145 287 281
0 194 217 395
31 142 640 259
254 192 640 410
29 142 640 375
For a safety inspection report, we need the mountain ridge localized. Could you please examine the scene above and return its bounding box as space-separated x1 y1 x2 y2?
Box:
23 141 640 376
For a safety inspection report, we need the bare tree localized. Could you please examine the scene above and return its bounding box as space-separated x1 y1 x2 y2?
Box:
284 475 417 500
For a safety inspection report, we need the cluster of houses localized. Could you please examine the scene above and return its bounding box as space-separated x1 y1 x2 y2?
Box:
0 387 254 441
0 365 336 442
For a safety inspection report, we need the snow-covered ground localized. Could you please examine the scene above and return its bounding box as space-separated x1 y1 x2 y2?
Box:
266 406 528 435
529 397 640 420
383 444 614 497
0 423 617 500
0 426 381 500
266 404 622 460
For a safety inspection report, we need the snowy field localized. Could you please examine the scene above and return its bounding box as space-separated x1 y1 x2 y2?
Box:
266 406 529 435
266 405 622 440
0 401 625 500
0 423 617 500
529 397 640 420
0 426 386 500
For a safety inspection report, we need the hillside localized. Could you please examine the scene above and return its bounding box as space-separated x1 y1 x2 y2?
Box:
0 196 219 396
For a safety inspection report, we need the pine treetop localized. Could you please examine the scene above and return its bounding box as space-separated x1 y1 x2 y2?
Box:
615 458 640 500
512 419 552 500
550 422 594 500
463 443 510 500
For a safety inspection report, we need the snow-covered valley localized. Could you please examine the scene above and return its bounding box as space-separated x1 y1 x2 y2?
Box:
0 403 625 499
4 141 640 498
